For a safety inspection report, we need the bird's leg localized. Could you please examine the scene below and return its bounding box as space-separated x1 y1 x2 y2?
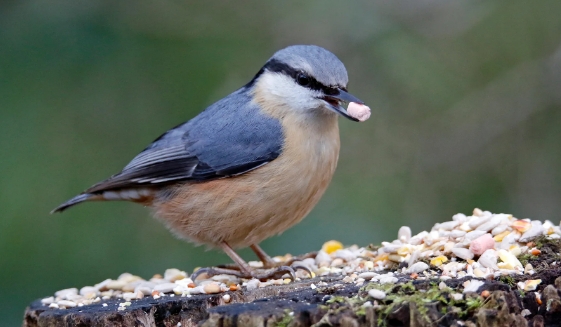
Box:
190 241 297 281
250 244 277 268
250 244 314 277
220 241 253 273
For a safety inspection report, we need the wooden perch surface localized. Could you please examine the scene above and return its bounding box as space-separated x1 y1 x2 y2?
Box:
23 209 561 326
23 265 561 327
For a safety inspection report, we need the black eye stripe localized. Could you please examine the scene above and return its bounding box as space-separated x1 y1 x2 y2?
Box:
263 59 340 95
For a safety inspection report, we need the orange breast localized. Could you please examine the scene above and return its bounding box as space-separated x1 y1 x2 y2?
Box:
151 111 341 248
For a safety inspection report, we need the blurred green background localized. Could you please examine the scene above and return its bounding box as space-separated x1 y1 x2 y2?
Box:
2 1 561 325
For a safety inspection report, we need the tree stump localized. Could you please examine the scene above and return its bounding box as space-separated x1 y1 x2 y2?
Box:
23 264 561 327
23 214 561 326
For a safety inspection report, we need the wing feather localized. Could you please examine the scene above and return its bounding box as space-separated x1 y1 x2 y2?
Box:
83 88 284 194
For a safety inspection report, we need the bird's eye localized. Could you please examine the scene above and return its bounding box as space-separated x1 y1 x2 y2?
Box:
296 73 310 86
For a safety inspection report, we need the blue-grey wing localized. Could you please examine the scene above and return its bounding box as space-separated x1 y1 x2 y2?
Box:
85 89 284 193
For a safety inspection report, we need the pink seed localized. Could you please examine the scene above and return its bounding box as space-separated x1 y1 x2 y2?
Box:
347 102 371 122
469 233 495 255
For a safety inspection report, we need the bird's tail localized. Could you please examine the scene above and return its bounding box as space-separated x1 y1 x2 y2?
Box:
51 193 100 213
51 188 154 213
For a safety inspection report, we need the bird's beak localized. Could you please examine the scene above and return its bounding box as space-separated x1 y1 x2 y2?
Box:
322 89 364 122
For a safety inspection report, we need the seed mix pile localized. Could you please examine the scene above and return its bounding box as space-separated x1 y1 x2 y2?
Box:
41 208 559 310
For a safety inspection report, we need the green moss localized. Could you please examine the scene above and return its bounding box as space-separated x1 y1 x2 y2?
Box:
320 279 499 326
462 296 485 316
532 235 561 254
360 282 396 294
274 309 294 327
517 253 535 266
400 281 416 293
320 292 370 322
498 275 516 287
326 295 347 304
355 306 367 316
516 236 561 270
533 235 552 249
373 281 451 326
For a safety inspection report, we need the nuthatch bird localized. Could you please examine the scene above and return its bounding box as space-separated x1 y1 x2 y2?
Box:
53 45 369 280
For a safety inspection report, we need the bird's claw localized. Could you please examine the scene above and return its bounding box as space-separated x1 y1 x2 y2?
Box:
253 265 296 281
281 251 318 267
273 251 316 278
289 262 313 278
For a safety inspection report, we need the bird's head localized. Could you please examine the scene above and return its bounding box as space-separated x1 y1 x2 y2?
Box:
250 45 364 122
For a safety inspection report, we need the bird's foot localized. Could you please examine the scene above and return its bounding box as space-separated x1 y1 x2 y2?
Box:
277 251 318 267
205 253 317 280
255 251 317 278
192 243 317 282
190 265 297 282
